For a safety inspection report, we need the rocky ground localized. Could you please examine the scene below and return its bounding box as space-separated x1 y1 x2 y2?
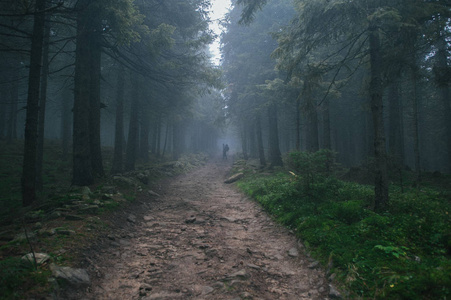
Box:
63 158 338 300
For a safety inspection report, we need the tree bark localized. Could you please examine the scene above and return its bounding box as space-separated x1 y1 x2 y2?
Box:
36 20 50 192
388 78 403 166
7 74 18 143
22 0 46 206
61 88 72 161
256 112 266 166
125 75 140 171
89 14 104 177
267 103 283 167
73 0 94 186
322 98 331 150
369 25 389 210
111 65 125 174
412 71 421 184
140 108 150 162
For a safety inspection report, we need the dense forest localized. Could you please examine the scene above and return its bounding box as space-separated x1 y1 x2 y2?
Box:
0 0 450 298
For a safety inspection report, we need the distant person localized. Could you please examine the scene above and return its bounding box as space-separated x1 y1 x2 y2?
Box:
223 143 229 160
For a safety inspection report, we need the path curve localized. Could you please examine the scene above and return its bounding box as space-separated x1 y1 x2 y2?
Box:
71 159 330 299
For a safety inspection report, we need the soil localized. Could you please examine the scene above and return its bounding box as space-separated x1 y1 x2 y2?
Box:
64 158 330 300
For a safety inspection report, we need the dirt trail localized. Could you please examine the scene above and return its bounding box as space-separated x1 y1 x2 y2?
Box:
70 159 330 299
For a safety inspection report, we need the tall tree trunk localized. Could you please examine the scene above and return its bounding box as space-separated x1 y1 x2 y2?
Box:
73 0 94 186
61 89 72 161
240 120 248 160
267 103 283 167
436 36 451 173
22 0 46 206
412 71 421 184
162 121 169 158
369 25 389 210
256 112 266 167
125 75 140 171
295 94 301 151
322 98 331 150
7 75 18 143
140 108 150 162
89 16 104 177
111 65 125 174
249 121 257 158
304 81 319 152
388 78 404 166
36 20 50 192
156 113 162 157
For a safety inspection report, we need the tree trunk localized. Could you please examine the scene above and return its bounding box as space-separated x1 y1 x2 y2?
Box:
295 94 301 151
89 15 104 177
111 65 125 174
369 25 389 210
412 71 421 184
22 0 46 206
322 98 331 150
73 0 94 186
388 78 403 166
156 113 162 157
61 89 72 161
7 74 18 143
267 103 283 167
36 20 50 192
240 120 248 160
125 75 140 171
140 108 150 162
304 80 319 152
436 36 451 173
256 112 266 167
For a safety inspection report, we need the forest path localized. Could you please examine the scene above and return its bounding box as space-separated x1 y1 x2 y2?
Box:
72 158 329 299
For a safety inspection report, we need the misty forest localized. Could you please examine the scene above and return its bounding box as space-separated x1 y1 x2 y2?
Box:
0 0 450 299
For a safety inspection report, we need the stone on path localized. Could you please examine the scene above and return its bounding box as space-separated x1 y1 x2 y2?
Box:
224 172 244 184
50 264 90 286
21 253 51 265
329 284 342 299
148 190 161 197
288 247 299 257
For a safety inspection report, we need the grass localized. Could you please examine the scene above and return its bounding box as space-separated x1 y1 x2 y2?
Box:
237 151 451 299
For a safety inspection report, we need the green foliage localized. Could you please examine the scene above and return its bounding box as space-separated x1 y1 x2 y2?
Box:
0 257 51 299
238 150 451 299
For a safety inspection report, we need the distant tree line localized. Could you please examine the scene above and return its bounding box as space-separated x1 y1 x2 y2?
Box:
0 0 222 206
222 0 451 210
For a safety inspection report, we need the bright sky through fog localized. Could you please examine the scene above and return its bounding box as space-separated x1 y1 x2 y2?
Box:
209 0 232 65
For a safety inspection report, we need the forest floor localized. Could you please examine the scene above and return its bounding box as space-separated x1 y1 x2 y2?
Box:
64 157 331 300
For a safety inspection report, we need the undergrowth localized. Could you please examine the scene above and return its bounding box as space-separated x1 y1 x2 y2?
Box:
237 150 451 299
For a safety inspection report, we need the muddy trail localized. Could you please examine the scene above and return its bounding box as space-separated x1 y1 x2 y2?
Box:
67 159 332 300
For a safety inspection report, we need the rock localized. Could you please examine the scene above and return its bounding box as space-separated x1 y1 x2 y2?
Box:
329 284 342 299
246 263 260 270
228 269 249 280
50 264 90 286
32 222 43 230
201 286 214 295
288 247 299 257
140 283 153 291
65 215 84 221
13 231 36 242
22 253 51 265
46 211 61 220
241 292 253 299
224 172 244 184
56 229 76 236
39 228 56 236
298 283 310 292
185 216 196 224
148 190 161 197
308 261 320 269
328 273 337 282
78 205 99 214
127 214 137 223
